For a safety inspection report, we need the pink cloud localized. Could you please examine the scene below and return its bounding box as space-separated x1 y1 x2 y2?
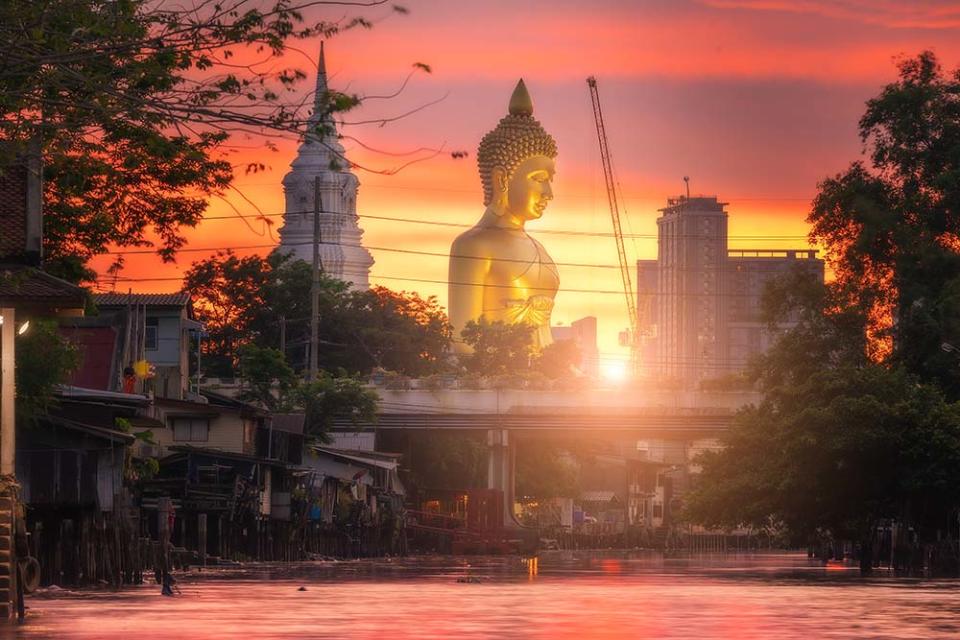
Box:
700 0 960 29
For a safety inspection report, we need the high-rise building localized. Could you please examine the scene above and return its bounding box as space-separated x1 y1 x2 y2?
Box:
640 195 824 385
277 43 374 289
551 316 599 376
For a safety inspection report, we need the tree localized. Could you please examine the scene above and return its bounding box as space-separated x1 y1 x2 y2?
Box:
0 0 421 280
808 51 960 395
185 250 451 376
391 432 488 494
237 344 297 410
515 440 579 500
532 339 581 380
460 318 535 377
296 373 377 441
324 285 452 376
235 342 376 441
684 357 960 574
184 250 273 375
16 319 79 424
686 53 960 574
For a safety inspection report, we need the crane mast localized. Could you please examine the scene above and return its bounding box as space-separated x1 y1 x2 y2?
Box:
587 76 640 372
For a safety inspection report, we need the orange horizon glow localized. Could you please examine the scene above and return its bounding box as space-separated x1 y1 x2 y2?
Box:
87 0 960 358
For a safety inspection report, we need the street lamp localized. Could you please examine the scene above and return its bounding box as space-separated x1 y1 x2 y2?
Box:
0 315 30 336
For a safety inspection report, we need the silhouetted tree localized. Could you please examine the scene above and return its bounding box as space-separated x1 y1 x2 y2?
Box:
185 251 451 376
687 53 960 574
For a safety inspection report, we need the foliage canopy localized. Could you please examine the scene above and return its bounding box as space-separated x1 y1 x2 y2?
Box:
687 54 960 570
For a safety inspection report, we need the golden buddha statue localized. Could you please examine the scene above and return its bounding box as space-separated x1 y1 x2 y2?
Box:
449 79 560 353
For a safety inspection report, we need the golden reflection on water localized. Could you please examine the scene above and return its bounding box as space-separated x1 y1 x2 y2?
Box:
11 553 960 639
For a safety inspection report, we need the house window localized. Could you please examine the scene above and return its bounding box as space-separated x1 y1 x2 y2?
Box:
172 417 209 442
145 318 159 351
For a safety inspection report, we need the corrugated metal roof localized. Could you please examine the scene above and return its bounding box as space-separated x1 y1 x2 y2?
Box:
581 490 618 503
312 446 399 470
57 385 150 405
272 413 306 434
0 265 86 306
92 292 190 307
44 416 137 445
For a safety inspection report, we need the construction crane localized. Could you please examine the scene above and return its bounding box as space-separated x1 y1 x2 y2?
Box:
586 76 641 373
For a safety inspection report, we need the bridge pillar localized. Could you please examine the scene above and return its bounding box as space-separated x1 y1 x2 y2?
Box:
487 429 519 527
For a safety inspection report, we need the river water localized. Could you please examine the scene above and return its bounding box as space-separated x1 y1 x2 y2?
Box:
6 552 960 639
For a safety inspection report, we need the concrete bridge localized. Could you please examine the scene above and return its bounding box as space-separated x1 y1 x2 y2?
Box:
334 387 758 527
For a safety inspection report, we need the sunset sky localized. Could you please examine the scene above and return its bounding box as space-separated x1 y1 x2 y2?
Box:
92 0 960 362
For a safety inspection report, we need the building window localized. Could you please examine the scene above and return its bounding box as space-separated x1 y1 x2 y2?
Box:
145 318 159 351
172 417 209 442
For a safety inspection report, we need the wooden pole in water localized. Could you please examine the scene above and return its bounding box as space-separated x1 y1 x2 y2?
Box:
198 514 207 566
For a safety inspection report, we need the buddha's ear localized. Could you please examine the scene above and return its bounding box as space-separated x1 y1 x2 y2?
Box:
491 166 509 195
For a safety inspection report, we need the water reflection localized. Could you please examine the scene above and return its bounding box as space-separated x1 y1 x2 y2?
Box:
7 552 960 639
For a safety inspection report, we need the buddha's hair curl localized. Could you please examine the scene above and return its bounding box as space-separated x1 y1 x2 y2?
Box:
477 114 557 206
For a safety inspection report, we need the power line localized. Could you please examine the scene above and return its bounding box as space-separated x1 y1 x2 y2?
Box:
97 238 820 273
225 178 816 202
104 266 817 299
185 208 813 240
94 235 815 275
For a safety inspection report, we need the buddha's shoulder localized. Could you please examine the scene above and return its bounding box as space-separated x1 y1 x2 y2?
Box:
450 226 513 251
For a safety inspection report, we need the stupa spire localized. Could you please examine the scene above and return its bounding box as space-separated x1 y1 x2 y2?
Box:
279 40 373 290
309 40 332 130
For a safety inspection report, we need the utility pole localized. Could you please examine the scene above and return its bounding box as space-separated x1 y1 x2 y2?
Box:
309 176 322 381
0 308 16 476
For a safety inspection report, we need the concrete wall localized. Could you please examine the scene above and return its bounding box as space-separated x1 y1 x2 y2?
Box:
373 387 759 414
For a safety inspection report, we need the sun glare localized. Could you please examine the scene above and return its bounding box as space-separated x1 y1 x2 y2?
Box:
601 360 629 384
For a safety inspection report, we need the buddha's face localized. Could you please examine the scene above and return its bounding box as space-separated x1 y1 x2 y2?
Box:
494 155 555 222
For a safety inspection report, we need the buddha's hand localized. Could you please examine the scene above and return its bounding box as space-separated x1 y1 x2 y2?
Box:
505 294 554 326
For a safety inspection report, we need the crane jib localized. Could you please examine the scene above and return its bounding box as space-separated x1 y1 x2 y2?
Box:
587 76 642 371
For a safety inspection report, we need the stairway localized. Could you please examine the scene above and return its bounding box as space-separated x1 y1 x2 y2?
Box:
0 492 14 619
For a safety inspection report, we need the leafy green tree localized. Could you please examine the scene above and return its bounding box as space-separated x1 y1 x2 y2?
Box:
687 53 960 574
393 432 488 493
808 51 960 395
16 319 79 424
460 318 535 377
185 250 451 376
237 344 297 411
516 441 579 500
324 285 452 377
235 343 376 441
684 360 960 573
0 0 413 280
532 339 581 379
296 373 377 441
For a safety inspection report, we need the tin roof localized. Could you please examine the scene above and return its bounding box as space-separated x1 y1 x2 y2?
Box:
92 292 190 308
272 413 306 435
0 265 86 308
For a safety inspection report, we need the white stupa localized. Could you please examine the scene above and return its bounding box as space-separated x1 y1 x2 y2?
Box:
278 42 374 288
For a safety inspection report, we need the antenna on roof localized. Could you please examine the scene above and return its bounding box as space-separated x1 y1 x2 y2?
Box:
683 176 690 199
